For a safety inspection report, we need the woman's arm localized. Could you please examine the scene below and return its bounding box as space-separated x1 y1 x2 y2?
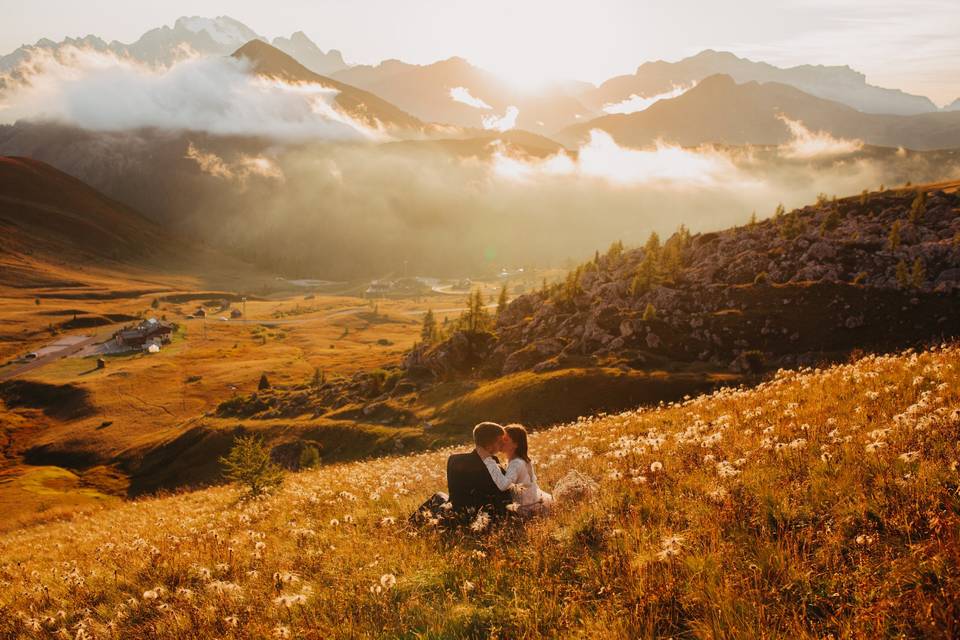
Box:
483 457 521 491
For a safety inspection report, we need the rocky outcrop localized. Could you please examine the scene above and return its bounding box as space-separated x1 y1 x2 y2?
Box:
407 186 960 378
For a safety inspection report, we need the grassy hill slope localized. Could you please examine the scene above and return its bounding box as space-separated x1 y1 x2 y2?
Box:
1 343 957 638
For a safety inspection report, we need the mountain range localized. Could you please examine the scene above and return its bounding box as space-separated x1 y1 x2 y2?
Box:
2 15 958 135
0 16 347 75
331 57 597 133
583 49 940 116
560 74 960 150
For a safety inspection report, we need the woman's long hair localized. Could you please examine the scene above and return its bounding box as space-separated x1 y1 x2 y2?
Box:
505 424 530 463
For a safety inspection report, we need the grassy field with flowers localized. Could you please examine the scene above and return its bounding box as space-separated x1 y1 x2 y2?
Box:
1 344 959 639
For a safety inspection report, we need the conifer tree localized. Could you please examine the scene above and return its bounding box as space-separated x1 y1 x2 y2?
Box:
421 309 437 343
642 303 657 321
910 258 925 289
496 284 509 317
220 435 283 497
895 259 910 288
909 190 926 223
888 220 901 250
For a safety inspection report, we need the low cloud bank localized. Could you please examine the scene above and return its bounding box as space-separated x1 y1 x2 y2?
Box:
0 46 381 141
777 115 864 159
482 106 519 131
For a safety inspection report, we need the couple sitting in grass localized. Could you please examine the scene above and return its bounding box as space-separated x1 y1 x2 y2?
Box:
413 422 552 527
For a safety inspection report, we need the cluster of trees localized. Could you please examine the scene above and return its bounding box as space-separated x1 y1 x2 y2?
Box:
418 283 511 346
895 258 926 290
629 226 691 296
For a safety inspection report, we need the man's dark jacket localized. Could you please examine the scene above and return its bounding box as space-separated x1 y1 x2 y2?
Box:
446 450 511 516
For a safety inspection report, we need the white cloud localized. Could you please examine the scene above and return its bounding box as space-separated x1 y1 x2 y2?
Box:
482 105 518 132
0 46 383 141
776 115 863 158
185 142 284 184
492 129 753 188
602 83 695 115
449 86 492 110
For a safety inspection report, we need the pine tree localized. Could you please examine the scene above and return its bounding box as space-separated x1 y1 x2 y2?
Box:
312 367 325 388
605 240 624 261
496 284 509 317
258 373 271 390
630 252 657 296
909 190 926 223
774 203 786 219
748 211 757 226
220 435 283 497
643 231 661 257
642 303 657 321
820 207 840 234
895 260 910 288
888 221 901 250
421 309 437 343
910 258 925 289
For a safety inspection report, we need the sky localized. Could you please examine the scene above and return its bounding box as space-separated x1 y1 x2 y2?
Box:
0 0 957 105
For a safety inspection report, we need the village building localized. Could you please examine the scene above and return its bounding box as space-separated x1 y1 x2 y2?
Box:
114 318 176 351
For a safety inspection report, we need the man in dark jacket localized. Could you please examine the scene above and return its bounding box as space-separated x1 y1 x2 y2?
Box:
446 422 511 519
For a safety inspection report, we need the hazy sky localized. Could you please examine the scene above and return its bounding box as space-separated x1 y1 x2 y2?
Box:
1 0 957 105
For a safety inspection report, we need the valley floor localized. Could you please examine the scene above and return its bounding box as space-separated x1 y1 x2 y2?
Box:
0 344 957 638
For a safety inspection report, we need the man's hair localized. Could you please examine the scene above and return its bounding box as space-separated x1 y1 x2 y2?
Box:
473 422 505 448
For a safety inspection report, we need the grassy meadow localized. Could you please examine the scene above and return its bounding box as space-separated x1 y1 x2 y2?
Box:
1 343 957 638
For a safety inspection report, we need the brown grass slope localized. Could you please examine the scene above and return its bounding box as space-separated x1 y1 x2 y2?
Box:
0 157 172 287
0 344 957 638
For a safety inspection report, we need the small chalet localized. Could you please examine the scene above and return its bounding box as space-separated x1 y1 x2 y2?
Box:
114 318 176 350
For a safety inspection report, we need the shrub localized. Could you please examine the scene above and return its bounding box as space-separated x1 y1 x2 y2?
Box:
258 373 271 390
741 350 766 373
299 443 321 469
220 434 283 496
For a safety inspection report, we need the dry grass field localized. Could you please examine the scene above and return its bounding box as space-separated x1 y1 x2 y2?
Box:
0 343 956 638
0 270 535 527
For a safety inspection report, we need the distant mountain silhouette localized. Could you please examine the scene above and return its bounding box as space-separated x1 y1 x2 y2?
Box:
270 31 346 76
0 16 345 76
585 50 938 116
0 16 263 72
945 98 960 112
231 40 423 133
333 57 596 132
561 74 960 150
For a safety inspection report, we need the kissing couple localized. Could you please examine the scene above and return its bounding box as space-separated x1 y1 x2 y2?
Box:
413 422 553 528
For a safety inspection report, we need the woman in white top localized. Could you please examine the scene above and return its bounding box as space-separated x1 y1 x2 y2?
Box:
483 424 553 516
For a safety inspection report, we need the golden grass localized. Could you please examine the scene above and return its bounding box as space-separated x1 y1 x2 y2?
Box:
1 344 957 638
0 285 495 515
